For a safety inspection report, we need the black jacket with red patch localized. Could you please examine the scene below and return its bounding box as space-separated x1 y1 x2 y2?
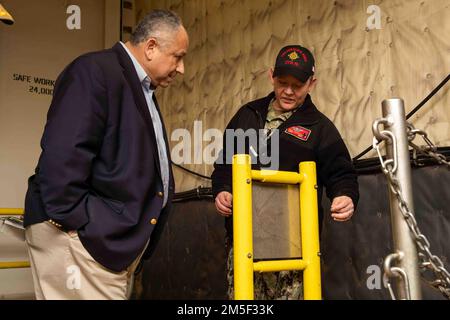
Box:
211 92 359 236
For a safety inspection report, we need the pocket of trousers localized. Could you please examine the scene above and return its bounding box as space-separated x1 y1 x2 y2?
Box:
66 230 79 239
45 221 78 239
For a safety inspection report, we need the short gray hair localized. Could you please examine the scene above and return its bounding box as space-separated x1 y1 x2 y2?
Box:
130 9 182 47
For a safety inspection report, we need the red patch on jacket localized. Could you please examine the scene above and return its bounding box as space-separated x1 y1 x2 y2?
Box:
285 126 311 141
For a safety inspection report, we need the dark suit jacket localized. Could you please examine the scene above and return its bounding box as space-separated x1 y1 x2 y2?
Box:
24 43 174 272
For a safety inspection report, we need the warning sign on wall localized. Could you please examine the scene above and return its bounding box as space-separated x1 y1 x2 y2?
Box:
0 0 111 207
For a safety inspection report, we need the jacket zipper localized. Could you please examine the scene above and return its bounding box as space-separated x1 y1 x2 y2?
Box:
254 109 265 130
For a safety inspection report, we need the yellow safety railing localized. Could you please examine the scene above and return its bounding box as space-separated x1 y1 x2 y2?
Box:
0 261 30 269
0 208 30 269
0 208 24 215
232 154 321 300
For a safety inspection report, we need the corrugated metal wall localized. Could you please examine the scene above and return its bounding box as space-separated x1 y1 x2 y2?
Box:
136 0 450 192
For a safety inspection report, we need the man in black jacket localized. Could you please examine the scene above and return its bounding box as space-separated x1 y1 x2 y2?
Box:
211 45 359 299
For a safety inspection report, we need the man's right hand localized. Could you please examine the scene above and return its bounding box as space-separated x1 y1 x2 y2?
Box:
215 191 233 217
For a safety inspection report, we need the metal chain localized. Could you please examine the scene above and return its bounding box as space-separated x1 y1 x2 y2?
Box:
383 252 411 300
373 122 450 299
406 124 450 168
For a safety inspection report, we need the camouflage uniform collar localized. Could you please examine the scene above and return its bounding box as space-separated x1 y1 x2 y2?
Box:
266 98 296 122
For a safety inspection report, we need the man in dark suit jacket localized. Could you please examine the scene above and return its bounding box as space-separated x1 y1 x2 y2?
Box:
24 9 189 299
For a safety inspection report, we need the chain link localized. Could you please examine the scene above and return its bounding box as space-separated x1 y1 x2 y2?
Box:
383 252 411 300
373 120 450 299
407 126 450 168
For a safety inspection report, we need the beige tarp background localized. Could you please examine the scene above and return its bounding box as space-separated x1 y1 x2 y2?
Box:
136 0 450 192
2 0 447 199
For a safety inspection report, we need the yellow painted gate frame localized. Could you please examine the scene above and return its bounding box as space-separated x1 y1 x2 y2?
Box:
232 154 321 300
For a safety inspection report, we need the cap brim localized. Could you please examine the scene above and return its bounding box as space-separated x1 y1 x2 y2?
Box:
273 66 312 83
0 19 14 25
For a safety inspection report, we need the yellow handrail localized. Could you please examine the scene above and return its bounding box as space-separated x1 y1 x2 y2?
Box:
232 154 254 299
0 261 30 269
299 161 322 299
232 154 322 300
0 208 29 270
253 259 308 273
0 208 24 215
251 170 303 184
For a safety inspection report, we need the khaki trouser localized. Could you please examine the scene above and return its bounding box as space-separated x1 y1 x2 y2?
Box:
25 221 146 300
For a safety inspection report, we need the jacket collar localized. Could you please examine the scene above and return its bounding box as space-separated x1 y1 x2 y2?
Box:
112 42 154 122
112 42 163 178
247 92 321 125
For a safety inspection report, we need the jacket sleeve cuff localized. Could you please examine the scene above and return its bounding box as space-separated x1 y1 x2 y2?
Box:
47 200 90 231
329 188 359 209
212 184 232 199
